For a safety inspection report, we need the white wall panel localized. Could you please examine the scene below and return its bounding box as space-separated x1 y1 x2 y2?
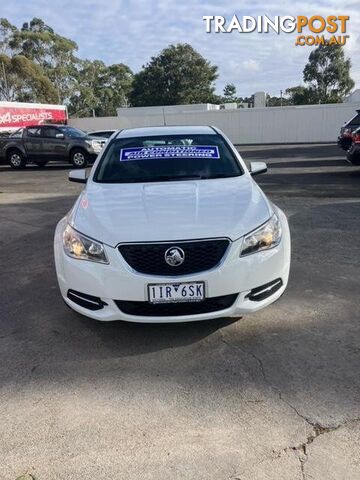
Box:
69 103 360 144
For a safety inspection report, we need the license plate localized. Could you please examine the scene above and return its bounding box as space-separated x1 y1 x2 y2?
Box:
148 281 205 304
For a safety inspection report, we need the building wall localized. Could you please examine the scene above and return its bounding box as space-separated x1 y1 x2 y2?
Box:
117 103 220 116
69 102 360 144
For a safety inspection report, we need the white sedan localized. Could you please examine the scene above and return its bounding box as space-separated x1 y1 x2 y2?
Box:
54 126 290 322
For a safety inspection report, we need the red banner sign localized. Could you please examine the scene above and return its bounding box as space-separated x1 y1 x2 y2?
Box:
0 105 67 130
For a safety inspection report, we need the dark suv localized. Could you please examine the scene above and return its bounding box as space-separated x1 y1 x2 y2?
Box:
337 110 360 150
0 125 107 169
346 127 360 165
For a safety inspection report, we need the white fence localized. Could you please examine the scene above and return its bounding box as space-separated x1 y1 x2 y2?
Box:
69 102 360 144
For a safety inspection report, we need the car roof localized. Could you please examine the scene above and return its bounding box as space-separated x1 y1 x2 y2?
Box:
89 129 116 133
116 125 216 138
26 124 67 128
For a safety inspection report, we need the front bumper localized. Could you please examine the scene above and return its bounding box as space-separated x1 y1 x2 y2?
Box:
85 151 100 163
54 209 291 323
337 136 352 150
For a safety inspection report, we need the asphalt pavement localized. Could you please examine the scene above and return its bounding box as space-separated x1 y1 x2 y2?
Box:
0 144 359 480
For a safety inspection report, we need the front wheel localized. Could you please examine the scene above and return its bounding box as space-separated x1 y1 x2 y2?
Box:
70 149 88 168
8 150 26 169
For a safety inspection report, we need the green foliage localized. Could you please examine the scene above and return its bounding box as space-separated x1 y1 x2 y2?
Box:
129 43 218 106
2 17 352 114
287 44 354 105
0 53 57 102
69 60 133 117
266 94 291 107
0 18 17 55
9 17 79 102
223 83 237 102
0 17 134 115
303 44 354 103
285 86 315 105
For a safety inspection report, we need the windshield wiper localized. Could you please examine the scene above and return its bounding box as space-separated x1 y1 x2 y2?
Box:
201 173 239 179
152 174 204 181
111 174 238 183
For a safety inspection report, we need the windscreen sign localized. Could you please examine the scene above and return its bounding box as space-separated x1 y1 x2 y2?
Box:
120 145 220 161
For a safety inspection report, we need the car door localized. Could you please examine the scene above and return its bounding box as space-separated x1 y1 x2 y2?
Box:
41 126 67 160
23 127 43 159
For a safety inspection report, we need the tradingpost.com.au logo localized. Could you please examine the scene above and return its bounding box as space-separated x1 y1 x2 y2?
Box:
203 15 350 46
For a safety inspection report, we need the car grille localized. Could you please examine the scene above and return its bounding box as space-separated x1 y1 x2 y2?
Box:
118 239 230 276
114 294 238 317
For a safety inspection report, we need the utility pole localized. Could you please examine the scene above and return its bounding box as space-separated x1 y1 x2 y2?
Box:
280 89 283 107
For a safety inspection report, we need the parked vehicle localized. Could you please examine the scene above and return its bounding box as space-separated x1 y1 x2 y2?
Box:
88 129 116 138
337 109 360 150
0 125 107 169
54 125 291 323
346 126 360 165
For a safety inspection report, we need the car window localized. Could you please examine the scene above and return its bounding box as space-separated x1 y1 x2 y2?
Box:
348 114 360 126
94 134 243 184
42 127 60 138
10 129 23 138
59 126 86 138
103 131 115 138
90 131 114 138
27 127 41 137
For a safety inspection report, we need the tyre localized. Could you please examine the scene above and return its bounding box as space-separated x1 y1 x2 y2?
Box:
70 149 88 168
346 149 360 166
342 138 352 150
7 150 26 169
34 160 48 168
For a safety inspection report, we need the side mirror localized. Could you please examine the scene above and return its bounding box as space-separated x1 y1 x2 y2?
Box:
69 169 87 184
250 161 267 176
56 133 65 139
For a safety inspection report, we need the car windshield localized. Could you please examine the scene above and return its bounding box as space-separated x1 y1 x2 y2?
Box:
60 126 86 138
94 134 243 183
348 113 360 126
10 128 23 138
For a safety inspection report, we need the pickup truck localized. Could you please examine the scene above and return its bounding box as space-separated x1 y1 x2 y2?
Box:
0 124 107 169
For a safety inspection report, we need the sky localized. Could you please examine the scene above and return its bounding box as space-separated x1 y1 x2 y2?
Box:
2 0 359 98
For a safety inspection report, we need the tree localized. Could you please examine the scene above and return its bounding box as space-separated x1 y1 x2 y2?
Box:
242 95 254 108
129 43 218 106
0 53 57 102
0 17 135 112
9 17 79 102
0 19 17 55
266 94 292 107
223 83 236 102
285 86 315 105
303 44 354 104
69 60 133 117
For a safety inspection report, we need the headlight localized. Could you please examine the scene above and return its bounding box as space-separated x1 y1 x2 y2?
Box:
240 213 282 256
63 225 109 264
85 139 103 153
